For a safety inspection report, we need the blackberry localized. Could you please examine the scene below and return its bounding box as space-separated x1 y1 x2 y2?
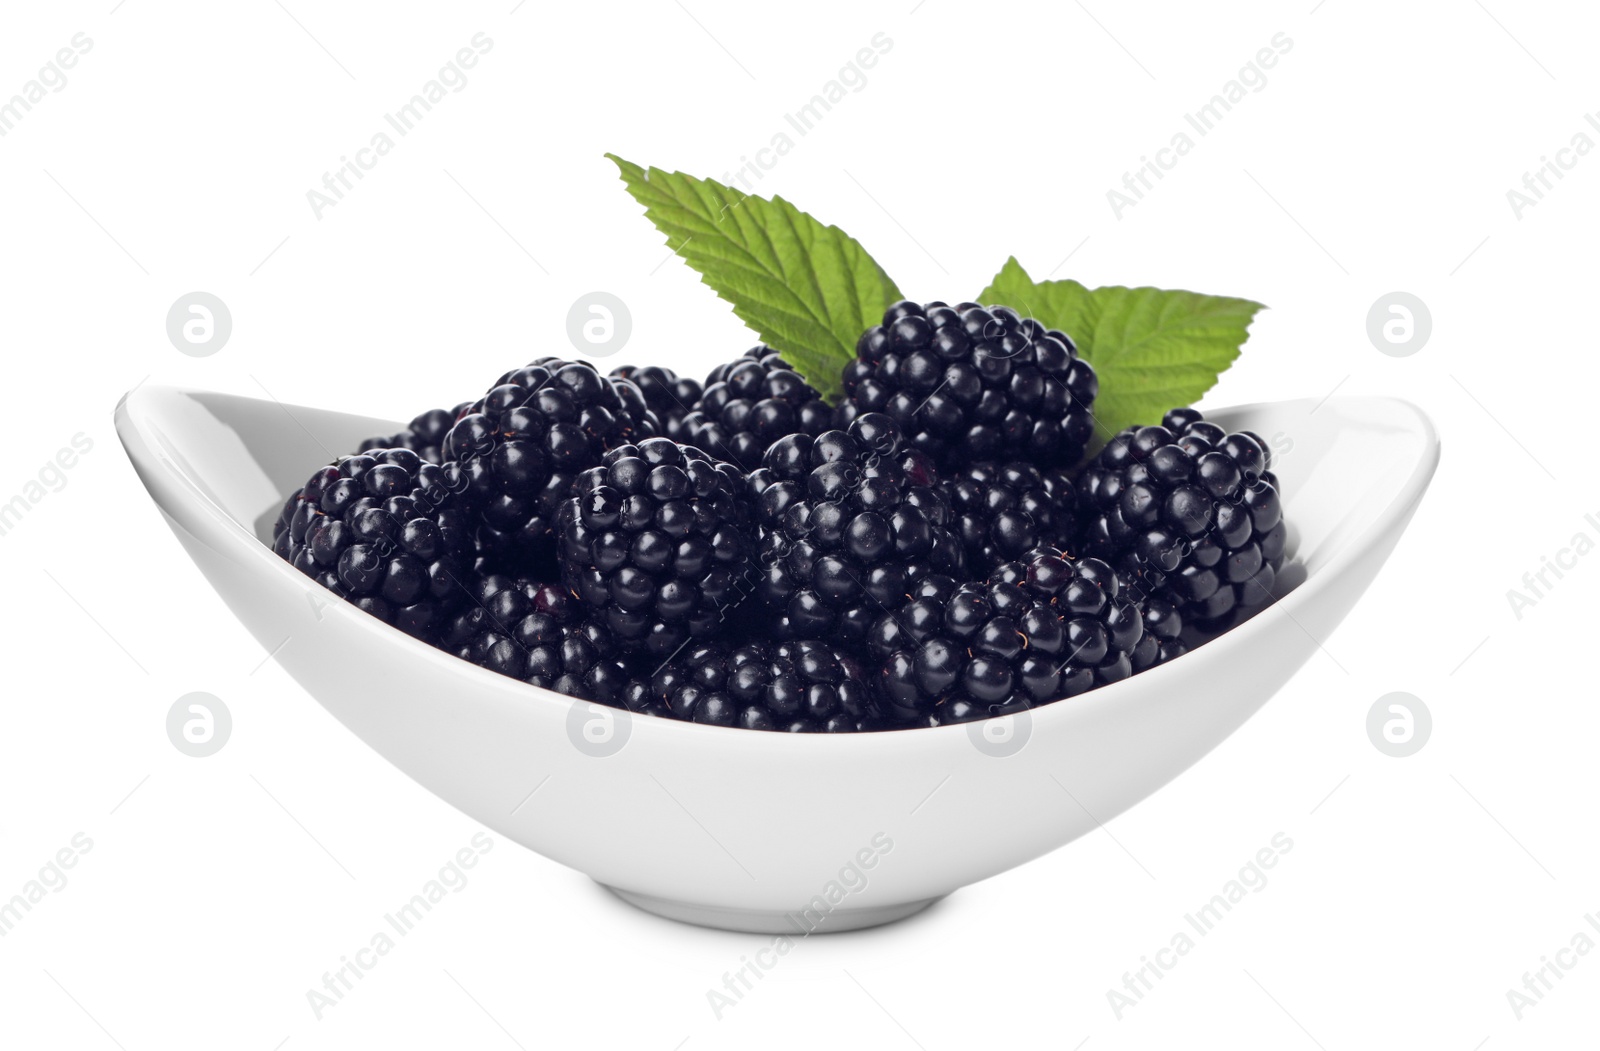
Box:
630 639 877 731
439 573 631 704
358 402 471 464
1077 407 1287 633
746 413 964 644
444 358 659 574
943 461 1079 573
838 300 1098 469
872 568 1139 724
271 448 474 642
557 438 752 658
609 364 703 439
678 346 833 470
991 547 1149 683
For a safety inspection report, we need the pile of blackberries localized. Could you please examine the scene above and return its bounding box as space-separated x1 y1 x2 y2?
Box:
270 302 1289 732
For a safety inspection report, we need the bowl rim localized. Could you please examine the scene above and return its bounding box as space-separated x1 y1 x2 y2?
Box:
117 384 1440 747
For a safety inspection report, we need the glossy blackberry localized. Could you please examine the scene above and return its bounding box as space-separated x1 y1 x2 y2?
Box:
609 364 703 439
872 569 1139 725
678 346 833 470
631 640 877 731
943 461 1079 573
1077 407 1287 633
358 402 471 464
838 300 1098 469
271 448 474 642
746 413 964 644
557 438 752 657
438 573 631 705
990 547 1149 684
444 359 659 573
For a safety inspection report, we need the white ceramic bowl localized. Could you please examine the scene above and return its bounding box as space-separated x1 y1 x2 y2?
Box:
116 385 1438 933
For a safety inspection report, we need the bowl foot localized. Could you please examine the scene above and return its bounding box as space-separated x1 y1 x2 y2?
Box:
600 884 943 934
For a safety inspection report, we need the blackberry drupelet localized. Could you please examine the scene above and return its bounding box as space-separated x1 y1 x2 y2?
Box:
838 300 1099 469
746 412 964 644
272 448 474 642
872 567 1139 725
438 573 631 705
358 402 471 464
630 639 877 731
618 677 671 720
609 364 703 440
557 438 752 657
943 461 1079 573
1077 407 1287 633
444 358 660 573
1129 586 1187 672
678 346 833 470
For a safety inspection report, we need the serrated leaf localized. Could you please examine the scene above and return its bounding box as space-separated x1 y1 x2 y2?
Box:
606 154 900 402
979 257 1264 439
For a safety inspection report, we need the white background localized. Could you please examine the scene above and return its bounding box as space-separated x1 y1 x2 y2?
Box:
1 0 1596 1047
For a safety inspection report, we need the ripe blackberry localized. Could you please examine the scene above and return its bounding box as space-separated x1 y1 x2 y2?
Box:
678 346 833 470
991 547 1150 681
609 364 703 439
358 402 471 464
272 448 474 642
838 300 1098 469
943 461 1079 572
872 568 1140 724
557 438 752 658
630 639 877 731
746 413 964 644
444 359 659 573
439 573 631 704
1077 407 1287 632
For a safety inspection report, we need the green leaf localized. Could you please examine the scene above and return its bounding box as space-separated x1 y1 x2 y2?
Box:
979 257 1264 439
606 154 901 402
